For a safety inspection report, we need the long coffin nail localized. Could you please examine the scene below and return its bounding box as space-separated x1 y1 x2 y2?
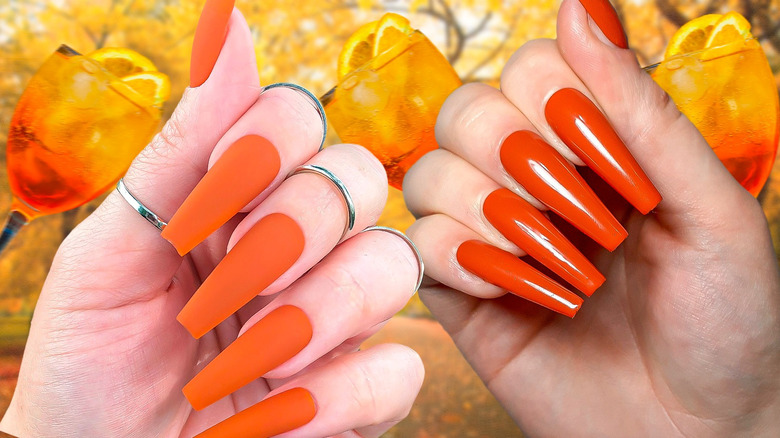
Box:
545 88 661 214
500 130 627 251
184 306 312 410
162 136 280 255
457 240 583 317
578 0 628 48
177 214 304 338
190 0 235 87
195 387 316 438
483 188 604 295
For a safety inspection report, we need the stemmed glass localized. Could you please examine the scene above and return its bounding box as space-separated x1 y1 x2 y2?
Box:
1 45 162 253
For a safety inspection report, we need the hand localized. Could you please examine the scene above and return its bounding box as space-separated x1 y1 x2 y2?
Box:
0 5 422 437
404 0 780 436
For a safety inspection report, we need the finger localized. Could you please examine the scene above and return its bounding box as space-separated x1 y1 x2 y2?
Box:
556 0 756 226
430 77 626 251
52 8 260 309
407 215 583 316
194 344 424 438
181 228 420 409
177 144 388 338
405 149 604 295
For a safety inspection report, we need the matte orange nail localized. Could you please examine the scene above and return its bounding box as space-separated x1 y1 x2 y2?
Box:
190 0 235 87
457 240 583 317
545 88 662 214
162 135 280 255
483 188 604 295
177 213 304 338
184 306 312 410
500 130 627 251
578 0 628 48
195 387 316 438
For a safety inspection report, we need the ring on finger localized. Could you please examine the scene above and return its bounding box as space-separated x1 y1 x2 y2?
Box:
289 164 356 241
116 178 168 231
361 226 425 292
262 82 327 151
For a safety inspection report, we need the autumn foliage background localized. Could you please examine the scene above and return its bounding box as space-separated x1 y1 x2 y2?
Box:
2 0 780 435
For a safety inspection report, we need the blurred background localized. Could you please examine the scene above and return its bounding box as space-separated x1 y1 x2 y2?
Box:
2 0 780 436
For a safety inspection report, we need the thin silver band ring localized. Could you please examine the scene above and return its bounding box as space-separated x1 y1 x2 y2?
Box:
263 83 327 151
360 226 425 292
116 178 168 231
289 164 355 241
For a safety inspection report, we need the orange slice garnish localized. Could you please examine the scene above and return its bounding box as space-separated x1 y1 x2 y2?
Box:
704 11 752 48
121 71 171 106
373 13 411 57
87 47 157 77
664 14 722 59
337 13 414 80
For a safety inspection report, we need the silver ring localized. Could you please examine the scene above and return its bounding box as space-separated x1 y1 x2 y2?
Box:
289 164 355 240
115 178 168 231
360 226 424 292
262 83 327 151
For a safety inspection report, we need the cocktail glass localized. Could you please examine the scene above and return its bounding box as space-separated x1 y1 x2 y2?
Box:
1 45 162 253
646 37 779 196
321 30 462 190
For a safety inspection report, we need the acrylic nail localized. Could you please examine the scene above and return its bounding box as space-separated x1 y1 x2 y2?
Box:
162 135 281 256
177 213 305 339
183 305 312 410
195 387 316 438
457 240 583 317
190 0 235 87
483 188 604 295
500 130 627 251
545 88 662 214
578 0 628 49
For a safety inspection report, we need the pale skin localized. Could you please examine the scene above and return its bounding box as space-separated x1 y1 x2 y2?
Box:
405 0 780 436
0 9 423 438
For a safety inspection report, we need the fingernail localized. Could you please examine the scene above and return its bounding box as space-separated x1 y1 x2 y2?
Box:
184 306 312 410
177 214 304 338
545 88 662 214
578 0 628 49
190 0 235 87
457 240 583 317
195 387 316 438
162 135 281 255
483 188 605 295
500 130 627 251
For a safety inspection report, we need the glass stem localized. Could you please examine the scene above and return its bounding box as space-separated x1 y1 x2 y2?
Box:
0 211 29 255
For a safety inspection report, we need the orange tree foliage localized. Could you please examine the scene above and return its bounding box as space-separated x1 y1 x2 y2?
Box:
0 0 779 317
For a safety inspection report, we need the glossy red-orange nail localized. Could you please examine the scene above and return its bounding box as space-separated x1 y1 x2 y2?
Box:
195 387 316 438
177 213 304 338
545 88 661 214
483 188 604 295
457 240 583 317
190 0 235 87
162 135 280 255
500 130 627 251
184 306 312 410
578 0 628 48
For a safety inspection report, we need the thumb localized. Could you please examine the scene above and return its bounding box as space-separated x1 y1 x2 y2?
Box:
48 5 261 309
556 0 758 231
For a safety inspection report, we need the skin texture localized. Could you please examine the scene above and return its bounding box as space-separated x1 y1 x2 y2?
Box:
0 9 424 438
404 0 780 436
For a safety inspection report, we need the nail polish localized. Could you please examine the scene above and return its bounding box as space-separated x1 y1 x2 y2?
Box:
457 240 583 317
545 88 662 214
177 213 304 339
578 0 628 49
483 188 604 295
500 130 627 251
195 387 316 438
184 306 312 410
162 135 280 256
190 0 235 87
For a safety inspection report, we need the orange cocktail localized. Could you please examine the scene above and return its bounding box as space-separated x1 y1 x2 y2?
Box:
324 14 462 189
649 13 779 196
7 45 162 218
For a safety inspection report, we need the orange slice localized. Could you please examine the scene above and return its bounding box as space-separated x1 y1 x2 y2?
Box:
121 71 171 106
664 14 721 59
373 13 411 57
87 47 157 77
704 11 752 48
337 20 379 80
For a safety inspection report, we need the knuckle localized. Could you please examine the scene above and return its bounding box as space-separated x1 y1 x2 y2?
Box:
320 263 371 317
345 358 381 416
501 38 558 90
